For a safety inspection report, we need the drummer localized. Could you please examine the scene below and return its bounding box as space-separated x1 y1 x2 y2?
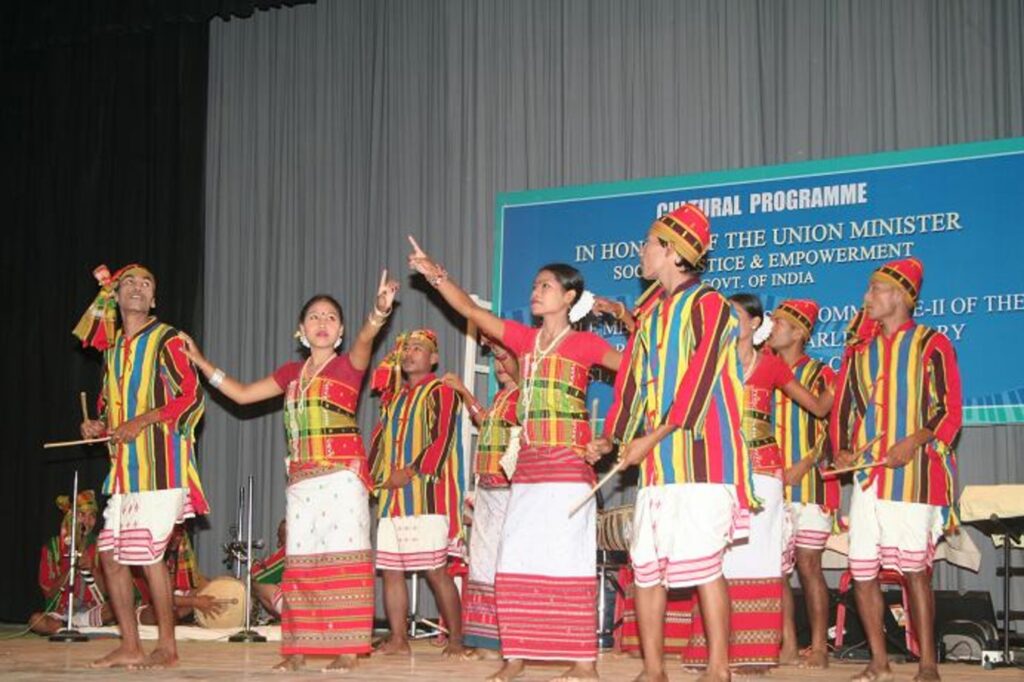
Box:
251 519 287 620
136 525 225 626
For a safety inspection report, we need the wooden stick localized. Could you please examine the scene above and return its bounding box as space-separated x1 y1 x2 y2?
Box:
419 618 450 635
43 436 111 449
568 459 625 517
79 392 89 421
823 460 886 477
821 433 886 477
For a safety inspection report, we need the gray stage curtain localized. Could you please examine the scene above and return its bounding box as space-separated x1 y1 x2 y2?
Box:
200 0 1024 618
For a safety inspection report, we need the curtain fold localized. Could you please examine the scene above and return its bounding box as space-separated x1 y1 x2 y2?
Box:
201 0 1024 617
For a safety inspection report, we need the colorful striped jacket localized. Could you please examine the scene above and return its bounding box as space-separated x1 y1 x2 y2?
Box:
775 355 839 509
830 320 961 518
370 374 464 545
99 318 207 513
604 280 753 507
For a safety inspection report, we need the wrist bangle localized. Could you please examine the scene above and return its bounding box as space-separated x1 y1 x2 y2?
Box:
368 306 391 327
428 266 448 288
209 368 226 388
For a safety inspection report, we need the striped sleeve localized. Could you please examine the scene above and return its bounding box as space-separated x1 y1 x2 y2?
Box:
604 329 641 442
414 384 462 476
829 355 859 453
603 285 661 443
816 364 836 460
923 333 962 448
663 291 730 430
158 335 205 435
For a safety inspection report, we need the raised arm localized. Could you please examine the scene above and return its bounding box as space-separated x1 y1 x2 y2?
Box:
349 269 399 371
179 333 283 405
407 235 505 341
781 378 834 418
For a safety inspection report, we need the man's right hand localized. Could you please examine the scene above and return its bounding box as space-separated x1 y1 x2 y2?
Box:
80 419 107 439
833 449 856 468
584 437 613 464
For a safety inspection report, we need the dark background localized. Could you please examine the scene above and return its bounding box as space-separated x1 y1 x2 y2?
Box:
0 0 311 623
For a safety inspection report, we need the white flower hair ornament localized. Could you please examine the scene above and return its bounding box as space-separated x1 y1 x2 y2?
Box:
569 290 596 323
753 311 774 347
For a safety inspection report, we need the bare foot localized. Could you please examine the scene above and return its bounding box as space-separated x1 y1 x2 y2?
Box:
443 639 468 658
272 654 305 671
128 648 179 670
913 667 941 682
464 647 503 660
322 654 357 672
632 672 669 682
550 662 599 681
799 647 829 669
486 659 525 681
89 645 146 669
849 665 894 682
373 637 411 656
778 641 800 665
732 666 773 676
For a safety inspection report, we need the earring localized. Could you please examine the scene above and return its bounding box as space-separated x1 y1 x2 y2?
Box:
299 334 310 349
333 336 343 349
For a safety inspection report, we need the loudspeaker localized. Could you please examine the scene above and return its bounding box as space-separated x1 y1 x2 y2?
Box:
934 590 999 662
791 587 840 649
792 586 914 659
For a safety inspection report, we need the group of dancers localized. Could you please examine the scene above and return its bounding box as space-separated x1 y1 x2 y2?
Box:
62 202 960 682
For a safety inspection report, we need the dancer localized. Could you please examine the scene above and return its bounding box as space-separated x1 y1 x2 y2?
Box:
75 263 206 669
832 258 961 682
591 205 751 682
408 236 620 682
370 328 467 657
443 340 520 657
182 269 398 672
768 299 838 668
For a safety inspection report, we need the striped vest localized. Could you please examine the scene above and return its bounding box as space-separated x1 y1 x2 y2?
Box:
101 319 207 512
283 364 371 488
774 356 839 508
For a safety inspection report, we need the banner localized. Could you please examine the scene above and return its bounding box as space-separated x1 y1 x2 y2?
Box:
495 138 1024 425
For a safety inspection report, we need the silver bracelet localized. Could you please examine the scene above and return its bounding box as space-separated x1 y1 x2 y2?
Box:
210 368 226 388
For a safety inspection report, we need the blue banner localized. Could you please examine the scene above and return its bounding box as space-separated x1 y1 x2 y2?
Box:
495 138 1024 425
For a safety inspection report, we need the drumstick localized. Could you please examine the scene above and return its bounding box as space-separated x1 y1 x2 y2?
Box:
44 436 111 449
821 433 885 477
80 392 89 421
420 618 449 635
568 459 625 517
823 460 886 477
211 598 239 605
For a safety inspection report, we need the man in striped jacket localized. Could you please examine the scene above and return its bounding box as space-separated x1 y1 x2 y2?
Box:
832 257 962 682
370 329 466 658
75 264 206 670
768 299 837 669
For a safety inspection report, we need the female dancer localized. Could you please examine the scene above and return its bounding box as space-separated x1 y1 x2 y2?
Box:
442 340 520 657
407 237 620 682
182 270 398 672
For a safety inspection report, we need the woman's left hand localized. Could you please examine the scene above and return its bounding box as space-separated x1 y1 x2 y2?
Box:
375 268 400 313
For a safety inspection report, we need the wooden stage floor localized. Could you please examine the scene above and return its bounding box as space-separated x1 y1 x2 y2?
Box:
0 630 1018 680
